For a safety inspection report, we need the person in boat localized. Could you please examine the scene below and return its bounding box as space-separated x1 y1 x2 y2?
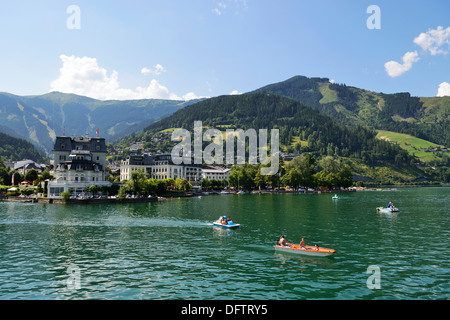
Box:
279 235 292 247
387 201 394 209
299 238 306 249
314 244 319 251
218 216 227 225
227 216 232 223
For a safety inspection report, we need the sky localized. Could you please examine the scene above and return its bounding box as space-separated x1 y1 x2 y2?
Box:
0 0 449 100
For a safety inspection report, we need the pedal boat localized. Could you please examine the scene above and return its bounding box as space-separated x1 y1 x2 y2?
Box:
274 244 337 257
377 207 399 213
213 217 240 229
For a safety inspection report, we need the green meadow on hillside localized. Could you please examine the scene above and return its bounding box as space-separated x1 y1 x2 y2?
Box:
376 130 447 163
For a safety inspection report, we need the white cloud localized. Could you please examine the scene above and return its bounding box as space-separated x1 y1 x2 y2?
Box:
414 26 450 56
141 64 166 76
213 0 247 15
437 82 450 97
384 26 450 78
384 51 420 78
229 90 241 95
182 92 209 101
50 55 203 101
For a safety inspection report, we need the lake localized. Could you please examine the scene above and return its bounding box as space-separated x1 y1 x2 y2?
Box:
0 187 448 300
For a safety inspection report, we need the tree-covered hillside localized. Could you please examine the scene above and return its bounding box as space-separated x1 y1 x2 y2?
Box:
0 132 47 163
136 94 419 176
254 76 450 147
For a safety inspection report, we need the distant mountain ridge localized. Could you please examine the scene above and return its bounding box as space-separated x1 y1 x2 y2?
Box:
135 92 430 183
0 75 448 161
252 76 450 147
0 91 200 155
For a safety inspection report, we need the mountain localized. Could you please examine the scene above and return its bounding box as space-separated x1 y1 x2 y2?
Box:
253 76 450 147
132 93 428 183
0 131 47 164
0 91 200 155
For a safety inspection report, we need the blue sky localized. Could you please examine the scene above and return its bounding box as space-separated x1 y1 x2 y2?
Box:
0 0 449 100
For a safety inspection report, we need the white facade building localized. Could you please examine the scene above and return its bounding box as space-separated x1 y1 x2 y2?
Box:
48 135 111 198
120 153 202 190
202 166 231 181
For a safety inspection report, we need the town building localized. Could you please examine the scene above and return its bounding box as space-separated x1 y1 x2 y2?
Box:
13 159 48 175
120 153 203 190
120 153 154 181
48 135 111 198
202 165 231 181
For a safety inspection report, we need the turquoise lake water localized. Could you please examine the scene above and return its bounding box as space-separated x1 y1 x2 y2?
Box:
0 187 448 300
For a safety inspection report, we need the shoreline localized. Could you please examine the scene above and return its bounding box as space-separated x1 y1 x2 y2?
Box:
1 184 448 204
1 196 161 204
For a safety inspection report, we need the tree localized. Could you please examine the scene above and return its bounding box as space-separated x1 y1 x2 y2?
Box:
209 179 223 190
20 187 35 196
228 164 257 189
25 169 38 182
40 171 53 180
11 171 23 186
117 187 126 200
318 156 339 175
265 172 280 188
179 179 192 192
313 171 328 189
165 178 176 190
281 168 301 188
0 167 10 185
61 190 72 201
126 169 148 195
86 184 98 194
254 168 266 189
202 178 211 190
338 164 353 188
174 178 184 191
143 178 158 196
156 180 167 195
291 154 316 187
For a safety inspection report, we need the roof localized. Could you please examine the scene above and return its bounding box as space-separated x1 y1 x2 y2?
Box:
202 167 231 173
14 160 45 170
53 136 107 152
